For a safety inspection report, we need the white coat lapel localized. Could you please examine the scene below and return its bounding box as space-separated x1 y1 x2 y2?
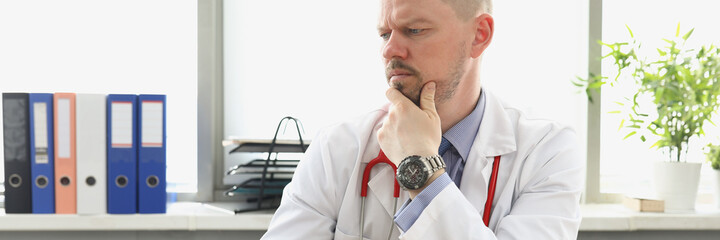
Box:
474 90 517 158
460 90 517 213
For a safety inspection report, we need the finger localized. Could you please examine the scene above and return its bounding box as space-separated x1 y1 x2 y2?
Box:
419 82 436 112
385 87 413 106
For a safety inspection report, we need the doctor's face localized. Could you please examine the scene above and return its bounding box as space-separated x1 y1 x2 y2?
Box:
379 0 473 105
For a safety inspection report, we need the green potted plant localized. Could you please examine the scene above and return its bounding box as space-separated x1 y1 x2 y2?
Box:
575 24 720 211
707 144 720 207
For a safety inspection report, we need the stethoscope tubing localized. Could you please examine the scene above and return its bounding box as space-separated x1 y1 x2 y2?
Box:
360 151 399 239
483 155 501 226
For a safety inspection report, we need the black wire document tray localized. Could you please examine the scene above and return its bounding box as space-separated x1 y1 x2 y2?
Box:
223 139 311 153
227 159 300 175
223 117 309 213
225 178 292 196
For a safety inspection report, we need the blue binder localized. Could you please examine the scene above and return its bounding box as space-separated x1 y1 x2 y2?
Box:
106 94 138 214
137 95 166 213
29 93 55 213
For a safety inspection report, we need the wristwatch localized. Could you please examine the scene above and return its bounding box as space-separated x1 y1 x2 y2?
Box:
396 155 446 190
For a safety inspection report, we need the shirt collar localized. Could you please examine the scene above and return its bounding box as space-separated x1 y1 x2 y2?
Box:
442 89 486 162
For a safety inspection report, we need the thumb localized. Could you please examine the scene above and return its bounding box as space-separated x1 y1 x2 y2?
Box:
420 82 437 112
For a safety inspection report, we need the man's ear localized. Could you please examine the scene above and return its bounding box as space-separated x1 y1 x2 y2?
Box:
471 13 494 58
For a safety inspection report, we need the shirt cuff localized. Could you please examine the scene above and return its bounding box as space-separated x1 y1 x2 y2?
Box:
393 173 452 232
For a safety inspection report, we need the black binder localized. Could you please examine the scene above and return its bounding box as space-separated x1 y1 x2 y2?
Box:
3 93 33 213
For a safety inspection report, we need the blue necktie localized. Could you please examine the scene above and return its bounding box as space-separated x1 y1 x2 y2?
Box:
439 137 463 187
438 137 451 156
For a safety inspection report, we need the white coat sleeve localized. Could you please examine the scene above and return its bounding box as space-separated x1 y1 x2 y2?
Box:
399 128 584 240
261 129 341 239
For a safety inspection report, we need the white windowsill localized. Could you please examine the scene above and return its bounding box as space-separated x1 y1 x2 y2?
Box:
0 202 272 231
1 203 719 231
580 204 720 231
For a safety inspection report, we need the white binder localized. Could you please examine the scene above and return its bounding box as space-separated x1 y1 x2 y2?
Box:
76 94 107 214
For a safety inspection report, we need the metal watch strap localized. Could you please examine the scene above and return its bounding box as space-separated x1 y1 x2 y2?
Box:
425 155 446 172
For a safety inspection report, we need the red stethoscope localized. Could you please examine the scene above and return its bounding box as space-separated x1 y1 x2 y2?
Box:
360 150 501 238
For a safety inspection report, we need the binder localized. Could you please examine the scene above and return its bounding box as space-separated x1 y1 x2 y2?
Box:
54 93 77 214
137 95 167 213
107 94 138 214
76 94 107 215
2 93 33 213
29 93 55 213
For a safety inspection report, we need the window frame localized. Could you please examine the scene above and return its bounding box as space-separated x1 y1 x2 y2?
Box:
584 0 623 204
192 0 223 202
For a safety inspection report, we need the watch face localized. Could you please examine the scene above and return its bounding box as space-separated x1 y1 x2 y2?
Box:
397 156 429 190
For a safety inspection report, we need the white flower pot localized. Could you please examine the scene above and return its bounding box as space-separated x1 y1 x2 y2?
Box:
653 161 702 212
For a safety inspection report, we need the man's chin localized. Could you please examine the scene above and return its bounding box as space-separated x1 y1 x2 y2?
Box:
389 81 421 106
400 90 421 107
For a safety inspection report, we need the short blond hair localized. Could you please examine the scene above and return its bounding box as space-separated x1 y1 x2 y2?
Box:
443 0 493 20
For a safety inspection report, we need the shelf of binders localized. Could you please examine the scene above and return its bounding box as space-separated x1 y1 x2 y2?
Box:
2 93 167 215
222 117 309 213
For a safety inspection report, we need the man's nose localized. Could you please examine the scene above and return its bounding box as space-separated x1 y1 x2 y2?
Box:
382 33 408 60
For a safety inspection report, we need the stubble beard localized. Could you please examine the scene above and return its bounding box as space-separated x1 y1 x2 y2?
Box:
387 59 424 106
386 41 467 107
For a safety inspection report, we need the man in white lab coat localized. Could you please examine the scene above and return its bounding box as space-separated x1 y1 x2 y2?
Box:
262 0 584 239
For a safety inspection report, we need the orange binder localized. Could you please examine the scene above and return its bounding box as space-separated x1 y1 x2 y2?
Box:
54 93 77 214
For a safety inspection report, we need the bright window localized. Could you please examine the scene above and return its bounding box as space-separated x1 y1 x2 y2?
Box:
223 0 588 184
0 0 198 193
600 0 720 201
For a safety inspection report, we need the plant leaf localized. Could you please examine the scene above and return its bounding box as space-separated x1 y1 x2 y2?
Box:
707 118 716 126
588 81 606 89
650 140 661 149
571 80 584 87
683 28 695 41
675 22 681 37
625 24 634 38
623 131 637 139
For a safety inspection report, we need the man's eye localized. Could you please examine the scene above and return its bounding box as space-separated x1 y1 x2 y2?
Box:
407 28 424 35
380 32 391 40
